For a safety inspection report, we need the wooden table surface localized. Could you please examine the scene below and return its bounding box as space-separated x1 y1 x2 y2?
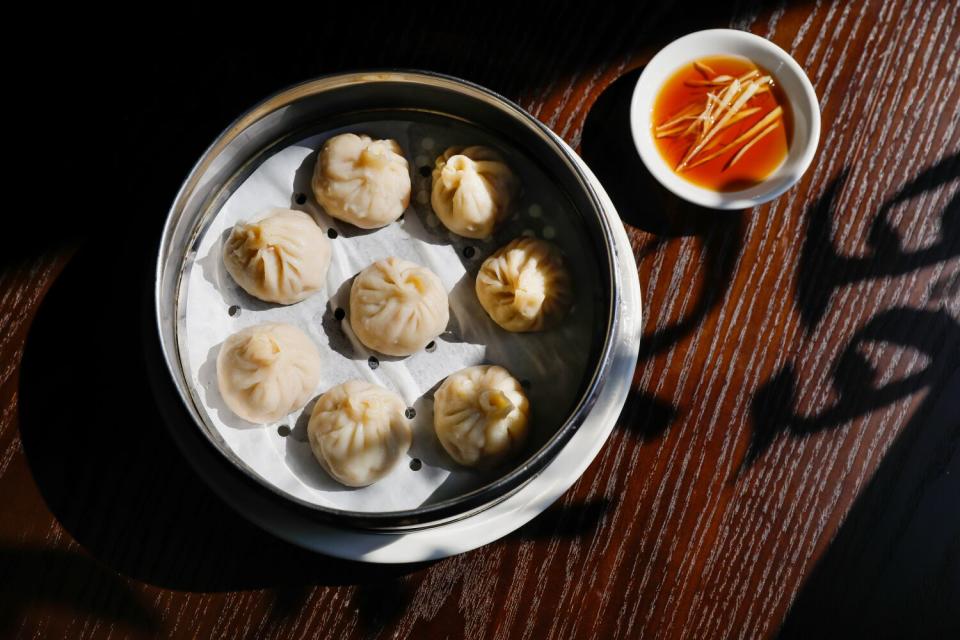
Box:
3 2 959 638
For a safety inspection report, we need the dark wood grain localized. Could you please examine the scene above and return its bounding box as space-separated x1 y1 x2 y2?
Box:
3 2 959 638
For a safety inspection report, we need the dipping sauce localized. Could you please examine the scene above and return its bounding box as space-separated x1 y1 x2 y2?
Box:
652 55 791 192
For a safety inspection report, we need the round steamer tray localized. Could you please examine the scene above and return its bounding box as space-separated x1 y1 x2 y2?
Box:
148 151 639 562
151 71 641 561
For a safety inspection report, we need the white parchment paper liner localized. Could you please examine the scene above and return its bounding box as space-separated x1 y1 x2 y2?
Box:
180 120 600 512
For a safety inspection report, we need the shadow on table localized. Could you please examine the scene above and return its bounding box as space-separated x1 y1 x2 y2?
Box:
0 547 160 635
744 305 960 469
796 155 960 329
744 158 960 468
758 156 960 636
16 246 427 591
580 67 747 441
12 241 623 628
777 365 960 638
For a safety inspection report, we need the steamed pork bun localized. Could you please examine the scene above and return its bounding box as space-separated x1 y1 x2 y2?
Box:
430 145 519 239
349 257 449 356
308 379 412 487
217 323 321 424
223 209 331 305
311 133 411 229
433 365 530 468
475 237 573 332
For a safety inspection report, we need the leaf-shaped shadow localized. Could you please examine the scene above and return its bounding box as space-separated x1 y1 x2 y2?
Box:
744 307 960 469
797 155 960 329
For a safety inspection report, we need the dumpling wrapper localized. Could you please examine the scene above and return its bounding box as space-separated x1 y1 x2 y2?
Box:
222 208 331 305
431 145 519 239
311 133 411 229
475 236 573 332
433 365 530 468
217 323 321 424
308 379 412 487
349 257 449 357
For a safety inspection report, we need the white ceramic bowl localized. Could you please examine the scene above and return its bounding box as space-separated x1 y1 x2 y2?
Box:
630 29 820 210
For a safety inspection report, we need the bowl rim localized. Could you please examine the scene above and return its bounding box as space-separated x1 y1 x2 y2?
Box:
629 28 821 210
154 69 622 530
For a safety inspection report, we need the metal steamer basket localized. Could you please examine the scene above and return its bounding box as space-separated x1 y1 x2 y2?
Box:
154 71 637 532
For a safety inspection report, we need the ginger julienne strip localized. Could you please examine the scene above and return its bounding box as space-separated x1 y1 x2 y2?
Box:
724 121 781 169
684 105 783 170
679 76 770 169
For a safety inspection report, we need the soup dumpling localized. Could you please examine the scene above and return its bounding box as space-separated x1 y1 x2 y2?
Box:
431 145 519 239
217 323 321 424
433 365 530 468
349 257 449 356
475 237 573 332
311 133 411 229
223 208 331 305
308 379 412 487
